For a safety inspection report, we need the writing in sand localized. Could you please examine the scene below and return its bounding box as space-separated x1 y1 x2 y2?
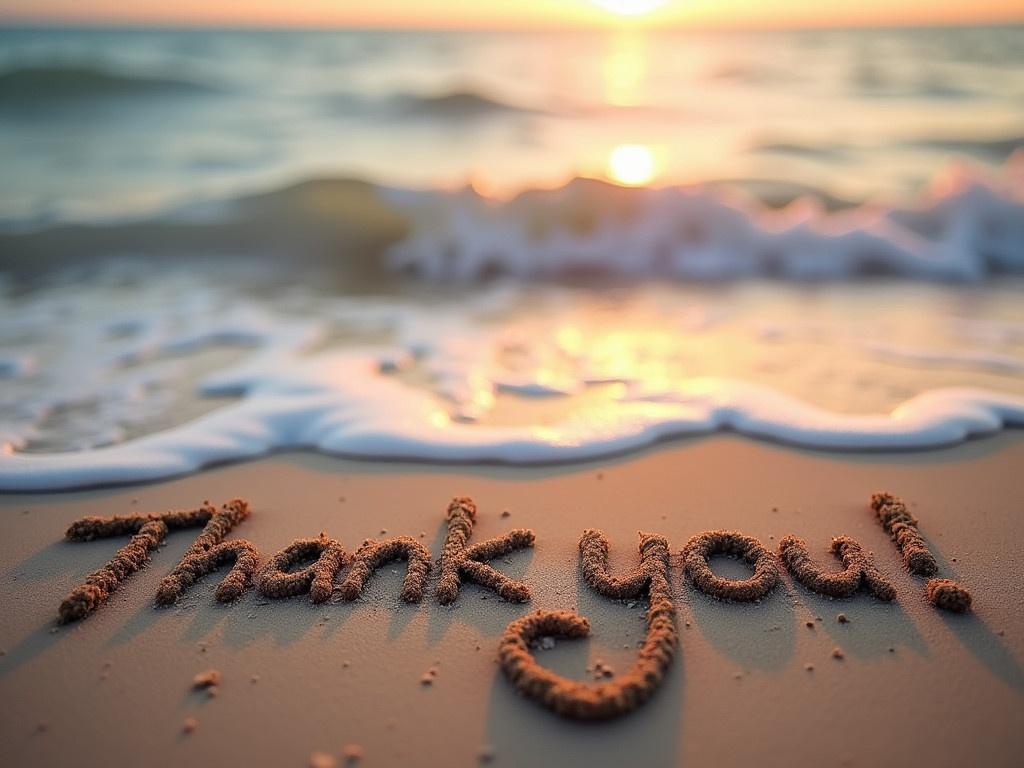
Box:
54 492 971 721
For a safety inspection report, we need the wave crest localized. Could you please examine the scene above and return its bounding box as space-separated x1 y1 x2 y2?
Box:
386 156 1024 282
0 64 213 106
391 88 537 118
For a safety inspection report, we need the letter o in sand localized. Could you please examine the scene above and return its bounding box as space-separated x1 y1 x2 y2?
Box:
682 530 780 602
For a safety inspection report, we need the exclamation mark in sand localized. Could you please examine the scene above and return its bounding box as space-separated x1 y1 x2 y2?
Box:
870 493 973 613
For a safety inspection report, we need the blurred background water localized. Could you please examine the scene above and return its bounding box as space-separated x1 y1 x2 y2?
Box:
0 24 1022 470
1 25 1022 223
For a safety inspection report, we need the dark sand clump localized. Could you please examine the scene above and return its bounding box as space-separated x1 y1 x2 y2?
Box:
499 530 676 720
155 499 259 606
926 578 973 613
436 497 535 605
342 744 364 763
194 667 223 692
258 535 349 603
870 493 937 576
778 535 895 600
340 536 431 603
682 530 780 601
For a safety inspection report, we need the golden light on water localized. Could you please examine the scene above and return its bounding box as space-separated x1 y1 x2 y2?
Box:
591 0 669 16
604 32 647 106
607 144 656 185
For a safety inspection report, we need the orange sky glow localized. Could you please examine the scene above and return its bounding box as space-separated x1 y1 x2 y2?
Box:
1 0 1022 29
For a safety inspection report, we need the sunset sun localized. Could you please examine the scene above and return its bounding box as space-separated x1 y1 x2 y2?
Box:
607 144 657 185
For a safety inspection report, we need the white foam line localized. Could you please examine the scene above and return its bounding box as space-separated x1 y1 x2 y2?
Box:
2 349 1022 491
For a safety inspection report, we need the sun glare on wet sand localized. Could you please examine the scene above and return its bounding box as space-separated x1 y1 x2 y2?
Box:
607 144 657 185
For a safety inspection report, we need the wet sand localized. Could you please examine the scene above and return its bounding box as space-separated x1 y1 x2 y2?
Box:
1 434 1022 767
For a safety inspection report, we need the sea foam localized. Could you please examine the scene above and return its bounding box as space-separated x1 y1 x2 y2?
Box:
3 159 1024 490
2 282 1023 492
385 155 1024 282
1 349 1021 491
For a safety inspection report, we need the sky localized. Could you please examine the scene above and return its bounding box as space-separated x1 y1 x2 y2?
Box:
1 0 1022 29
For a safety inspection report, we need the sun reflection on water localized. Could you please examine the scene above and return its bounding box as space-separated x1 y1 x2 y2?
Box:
604 32 648 107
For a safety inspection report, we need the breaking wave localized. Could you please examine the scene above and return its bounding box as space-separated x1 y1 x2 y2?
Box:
386 156 1024 282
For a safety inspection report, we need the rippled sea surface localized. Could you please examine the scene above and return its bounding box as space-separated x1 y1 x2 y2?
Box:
1 25 1022 221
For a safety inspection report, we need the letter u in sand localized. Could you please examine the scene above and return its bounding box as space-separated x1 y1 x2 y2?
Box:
498 530 677 720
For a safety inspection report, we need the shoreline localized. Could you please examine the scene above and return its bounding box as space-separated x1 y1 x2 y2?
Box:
0 425 1022 496
4 385 1023 493
2 434 1022 766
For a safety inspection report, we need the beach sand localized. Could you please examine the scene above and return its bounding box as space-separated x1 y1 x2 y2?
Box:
1 434 1022 767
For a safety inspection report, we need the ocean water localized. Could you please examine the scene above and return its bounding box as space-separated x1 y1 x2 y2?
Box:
1 26 1023 490
2 25 1023 221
